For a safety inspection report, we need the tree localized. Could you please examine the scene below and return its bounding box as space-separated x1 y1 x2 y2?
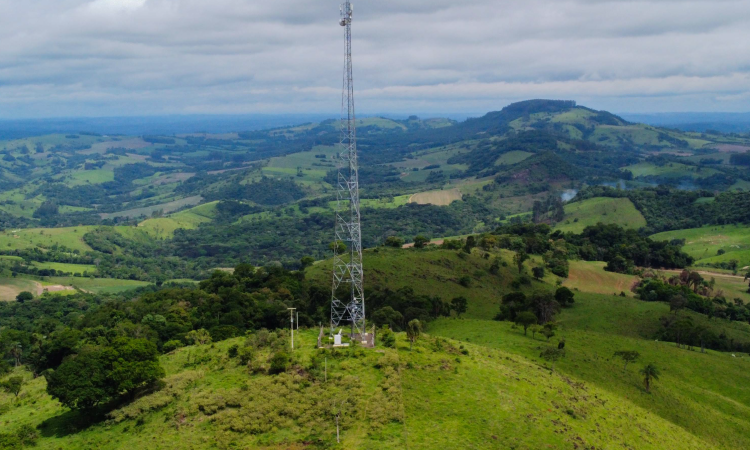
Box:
413 235 430 249
15 291 33 303
1 376 24 398
687 272 704 293
541 326 555 342
450 296 468 317
513 250 529 274
640 363 660 393
529 291 560 324
329 241 347 254
529 324 542 340
406 319 422 350
384 236 404 248
372 307 404 331
613 350 640 371
554 287 575 307
46 338 164 409
532 266 545 281
300 256 315 269
463 235 476 254
515 311 537 336
540 347 565 373
186 329 212 345
669 294 686 313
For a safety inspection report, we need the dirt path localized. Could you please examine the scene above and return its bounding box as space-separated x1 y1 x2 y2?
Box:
402 239 444 249
662 269 747 280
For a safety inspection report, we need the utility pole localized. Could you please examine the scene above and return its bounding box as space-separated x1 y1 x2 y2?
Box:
288 308 296 350
331 0 365 340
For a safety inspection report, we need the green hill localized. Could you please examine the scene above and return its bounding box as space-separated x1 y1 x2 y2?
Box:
652 224 750 269
556 197 647 233
4 247 750 449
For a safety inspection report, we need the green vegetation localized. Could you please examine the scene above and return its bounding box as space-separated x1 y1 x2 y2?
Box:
652 224 750 270
556 197 646 233
2 100 750 448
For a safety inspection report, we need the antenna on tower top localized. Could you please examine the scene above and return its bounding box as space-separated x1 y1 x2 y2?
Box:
330 0 367 344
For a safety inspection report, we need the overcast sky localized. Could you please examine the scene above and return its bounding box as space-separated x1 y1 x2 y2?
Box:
0 0 749 118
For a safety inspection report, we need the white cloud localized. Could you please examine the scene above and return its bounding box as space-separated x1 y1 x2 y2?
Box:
0 0 748 117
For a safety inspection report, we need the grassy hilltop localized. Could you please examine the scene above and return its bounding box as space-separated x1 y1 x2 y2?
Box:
3 246 750 449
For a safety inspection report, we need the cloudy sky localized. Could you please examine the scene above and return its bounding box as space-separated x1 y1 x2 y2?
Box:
0 0 749 118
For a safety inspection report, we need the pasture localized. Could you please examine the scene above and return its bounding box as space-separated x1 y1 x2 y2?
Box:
555 197 647 233
409 188 462 206
0 227 96 253
651 224 750 268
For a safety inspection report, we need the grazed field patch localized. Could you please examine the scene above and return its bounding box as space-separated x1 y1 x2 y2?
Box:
99 195 203 219
563 261 639 296
409 188 462 206
84 138 151 154
0 278 42 301
712 144 750 153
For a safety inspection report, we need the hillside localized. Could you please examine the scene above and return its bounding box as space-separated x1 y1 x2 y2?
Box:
3 246 750 449
0 99 748 278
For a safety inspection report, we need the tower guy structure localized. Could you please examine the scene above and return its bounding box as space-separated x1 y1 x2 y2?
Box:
330 1 366 339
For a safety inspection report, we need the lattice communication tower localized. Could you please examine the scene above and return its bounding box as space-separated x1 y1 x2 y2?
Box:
330 1 365 337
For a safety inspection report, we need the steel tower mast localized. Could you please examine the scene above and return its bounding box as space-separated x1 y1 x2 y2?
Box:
331 1 365 338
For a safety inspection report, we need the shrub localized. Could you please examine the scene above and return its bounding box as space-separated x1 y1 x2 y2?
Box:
380 327 396 348
458 276 472 287
384 236 404 247
162 340 184 353
268 351 291 375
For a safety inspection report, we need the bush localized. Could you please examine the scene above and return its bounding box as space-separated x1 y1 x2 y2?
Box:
384 236 404 247
227 345 239 358
458 276 472 287
162 340 184 353
209 325 240 342
268 351 291 375
15 291 33 303
413 235 430 249
555 287 575 307
380 327 396 348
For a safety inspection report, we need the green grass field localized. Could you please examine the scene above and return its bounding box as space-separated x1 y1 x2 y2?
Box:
116 201 218 239
495 150 533 166
0 227 96 253
308 247 522 319
65 169 115 186
624 162 718 179
555 197 647 233
100 195 203 220
32 262 96 275
652 224 750 269
44 277 151 294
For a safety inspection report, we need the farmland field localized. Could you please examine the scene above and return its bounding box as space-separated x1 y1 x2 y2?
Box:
563 261 638 296
44 276 151 294
32 262 96 275
495 150 533 165
651 224 750 269
0 227 96 252
409 188 462 206
555 197 647 233
0 277 41 301
99 195 203 219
